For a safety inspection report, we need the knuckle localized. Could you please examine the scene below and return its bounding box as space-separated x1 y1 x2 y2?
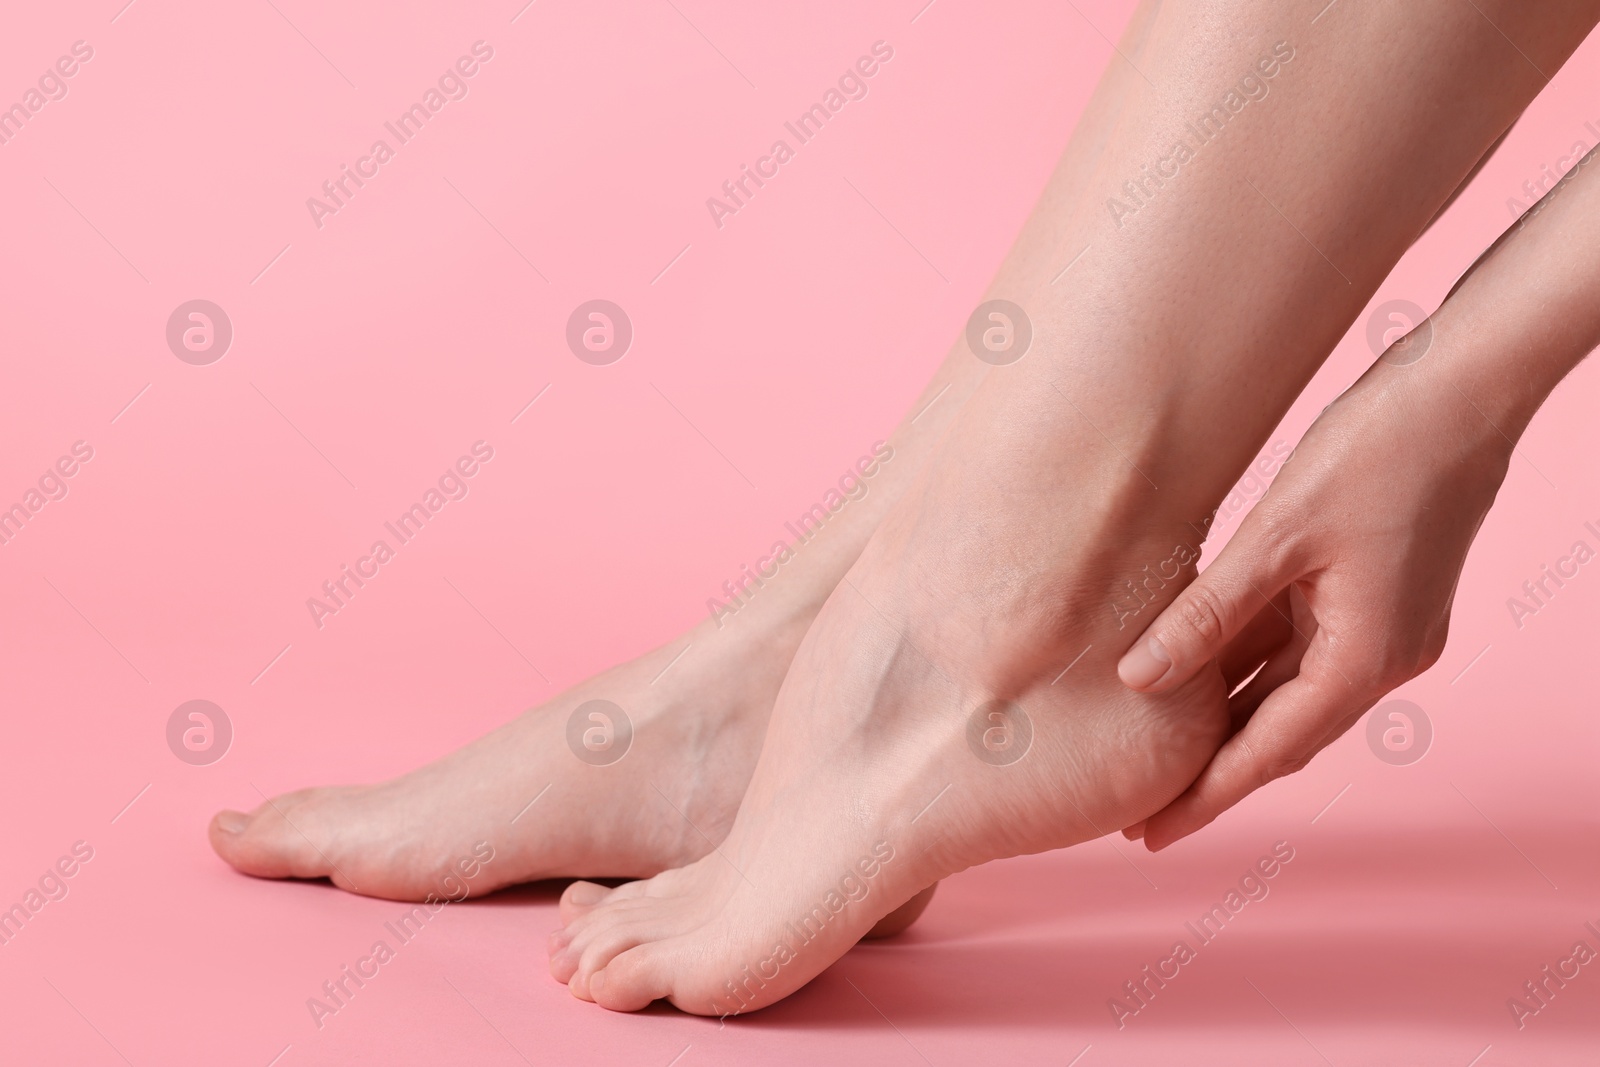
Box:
1170 587 1231 651
1243 496 1299 551
1242 499 1311 576
1346 614 1453 693
1335 635 1411 694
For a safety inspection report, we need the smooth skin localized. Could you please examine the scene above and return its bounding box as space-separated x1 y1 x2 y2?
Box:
1121 135 1600 850
551 0 1600 1015
206 0 1600 1016
204 0 1165 920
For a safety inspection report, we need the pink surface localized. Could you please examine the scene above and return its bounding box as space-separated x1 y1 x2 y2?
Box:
2 1 1598 1063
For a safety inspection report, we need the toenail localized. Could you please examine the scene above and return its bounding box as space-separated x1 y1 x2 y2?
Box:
215 811 248 834
589 970 607 997
565 882 606 905
1117 637 1172 689
547 929 571 953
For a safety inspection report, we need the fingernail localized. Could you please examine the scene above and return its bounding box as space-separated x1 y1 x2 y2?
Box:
214 810 247 835
1118 637 1172 689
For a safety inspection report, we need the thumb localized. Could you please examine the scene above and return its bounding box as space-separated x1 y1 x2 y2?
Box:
1117 534 1291 693
1141 653 1368 850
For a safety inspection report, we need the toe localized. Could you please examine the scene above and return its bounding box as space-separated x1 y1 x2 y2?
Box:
569 919 661 999
560 877 663 927
547 928 579 983
558 880 612 923
590 943 675 1013
552 898 669 983
208 795 332 881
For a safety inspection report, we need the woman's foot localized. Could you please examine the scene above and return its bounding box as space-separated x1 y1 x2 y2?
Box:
206 388 981 911
204 0 1161 914
546 409 1235 1014
209 612 808 901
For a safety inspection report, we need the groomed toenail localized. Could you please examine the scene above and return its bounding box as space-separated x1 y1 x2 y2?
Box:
588 970 607 997
214 811 247 834
548 929 571 953
1117 637 1172 689
565 882 606 905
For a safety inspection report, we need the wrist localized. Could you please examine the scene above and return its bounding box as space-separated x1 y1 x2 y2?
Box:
1407 290 1585 445
1345 349 1517 492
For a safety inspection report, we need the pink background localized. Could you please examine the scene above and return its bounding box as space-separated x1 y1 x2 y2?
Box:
2 0 1598 1063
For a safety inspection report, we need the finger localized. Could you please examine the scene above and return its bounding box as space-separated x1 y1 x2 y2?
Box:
1141 655 1373 851
1217 588 1295 693
1118 537 1296 693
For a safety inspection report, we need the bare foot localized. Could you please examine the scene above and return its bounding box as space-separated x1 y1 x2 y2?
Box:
546 435 1232 1014
209 612 806 901
208 408 977 914
207 0 1162 916
543 0 1600 1014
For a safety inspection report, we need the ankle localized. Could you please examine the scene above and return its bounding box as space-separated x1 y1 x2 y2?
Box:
850 449 1213 687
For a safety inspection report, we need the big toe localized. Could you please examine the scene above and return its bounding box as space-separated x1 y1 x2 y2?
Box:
590 942 676 1013
208 796 335 883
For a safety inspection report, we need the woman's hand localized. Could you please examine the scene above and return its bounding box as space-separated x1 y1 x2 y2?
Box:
1115 362 1513 850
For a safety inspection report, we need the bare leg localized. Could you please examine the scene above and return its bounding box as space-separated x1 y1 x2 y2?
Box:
204 3 1165 903
551 0 1600 1013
